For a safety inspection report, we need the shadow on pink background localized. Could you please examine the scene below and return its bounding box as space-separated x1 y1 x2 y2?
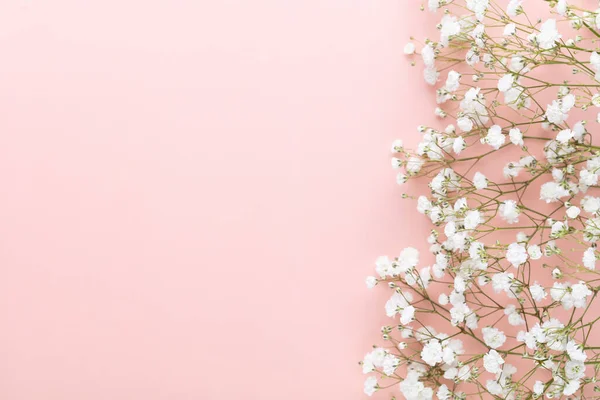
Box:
0 1 434 399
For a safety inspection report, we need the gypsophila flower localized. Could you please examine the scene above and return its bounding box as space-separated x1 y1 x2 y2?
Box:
527 244 542 260
506 242 528 267
507 0 522 16
530 283 547 301
483 349 504 373
482 327 507 349
404 43 416 55
503 23 516 36
535 19 561 50
472 171 487 190
545 94 575 125
508 127 523 146
499 199 520 224
482 125 505 150
363 376 378 396
583 247 596 270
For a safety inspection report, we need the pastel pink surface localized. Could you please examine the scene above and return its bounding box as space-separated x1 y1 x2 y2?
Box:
0 1 430 399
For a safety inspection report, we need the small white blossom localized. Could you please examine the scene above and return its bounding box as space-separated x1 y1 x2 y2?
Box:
499 200 520 224
404 43 416 55
482 326 507 349
535 19 561 50
364 376 378 396
567 206 581 219
583 247 596 270
503 23 516 36
365 276 377 289
457 117 473 132
508 128 523 146
482 125 505 150
530 283 547 301
483 349 504 373
506 242 528 267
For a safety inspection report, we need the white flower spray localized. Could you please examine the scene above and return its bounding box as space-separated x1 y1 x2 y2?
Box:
362 1 600 398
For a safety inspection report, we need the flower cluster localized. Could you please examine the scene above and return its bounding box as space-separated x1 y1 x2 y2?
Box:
363 1 600 399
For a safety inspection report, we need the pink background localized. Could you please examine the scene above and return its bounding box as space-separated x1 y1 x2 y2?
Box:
0 1 432 399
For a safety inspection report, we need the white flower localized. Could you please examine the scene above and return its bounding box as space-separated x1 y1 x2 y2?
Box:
572 281 592 308
550 220 568 238
530 283 547 301
365 276 377 289
504 304 525 326
464 209 482 230
428 0 441 12
482 326 507 349
507 0 522 16
364 376 378 396
399 247 419 271
527 245 542 260
556 0 568 16
404 43 416 55
540 181 569 203
423 67 440 86
492 272 514 294
396 173 407 185
399 370 434 400
450 302 471 325
421 339 443 366
508 128 523 146
498 74 514 92
536 19 561 50
533 381 544 396
401 305 416 325
483 349 504 373
591 52 600 81
421 44 435 67
503 23 516 36
417 196 432 214
510 56 526 72
582 196 600 214
382 354 399 376
486 380 502 395
406 157 424 175
391 139 403 153
545 94 575 124
482 125 505 150
566 340 587 362
556 128 574 143
506 242 528 267
563 380 580 396
440 15 460 46
473 172 487 190
362 348 386 373
551 281 592 309
385 292 414 317
581 169 599 188
583 247 596 270
566 206 581 219
452 136 466 154
445 70 461 92
499 200 520 224
437 385 451 400
457 117 473 132
424 66 439 85
375 256 392 277
552 267 562 279
438 293 449 305
466 0 489 21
